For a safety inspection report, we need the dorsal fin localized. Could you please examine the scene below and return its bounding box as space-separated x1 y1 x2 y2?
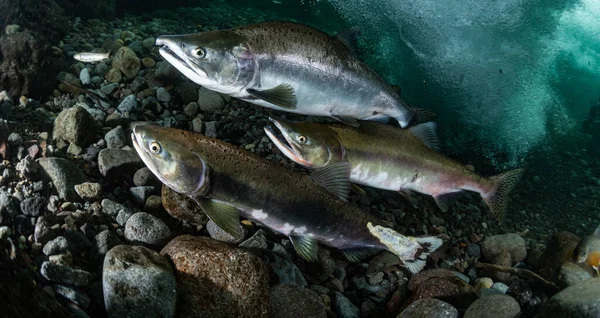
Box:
408 122 441 151
335 27 361 55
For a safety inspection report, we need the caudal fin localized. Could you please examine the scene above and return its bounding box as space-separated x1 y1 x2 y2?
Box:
483 168 525 221
367 222 443 275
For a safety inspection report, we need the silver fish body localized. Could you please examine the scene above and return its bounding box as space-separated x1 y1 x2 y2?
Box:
73 52 110 63
155 21 433 127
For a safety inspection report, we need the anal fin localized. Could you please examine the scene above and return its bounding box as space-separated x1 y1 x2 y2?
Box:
310 161 352 202
433 192 463 212
341 247 381 263
351 184 367 197
197 198 241 237
246 83 297 109
289 236 318 262
399 189 419 208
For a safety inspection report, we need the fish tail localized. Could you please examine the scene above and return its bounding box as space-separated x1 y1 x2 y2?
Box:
367 222 443 275
482 168 525 221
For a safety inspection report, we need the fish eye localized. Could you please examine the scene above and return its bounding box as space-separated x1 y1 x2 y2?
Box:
297 135 307 144
193 48 206 58
149 142 161 154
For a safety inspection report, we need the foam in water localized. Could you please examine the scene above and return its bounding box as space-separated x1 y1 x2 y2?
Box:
329 0 600 168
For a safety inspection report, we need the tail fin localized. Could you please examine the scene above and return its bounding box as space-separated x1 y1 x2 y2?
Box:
367 222 443 275
483 168 525 221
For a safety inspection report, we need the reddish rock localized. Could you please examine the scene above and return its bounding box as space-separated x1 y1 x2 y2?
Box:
161 235 269 318
405 269 477 312
538 231 581 284
161 184 208 226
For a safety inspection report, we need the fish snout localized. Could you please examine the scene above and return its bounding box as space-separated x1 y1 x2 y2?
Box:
155 35 180 48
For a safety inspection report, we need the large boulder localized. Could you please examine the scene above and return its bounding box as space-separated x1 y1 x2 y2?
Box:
536 278 600 318
161 235 269 317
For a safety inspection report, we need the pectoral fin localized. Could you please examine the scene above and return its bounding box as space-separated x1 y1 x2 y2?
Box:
331 115 360 127
197 198 241 237
310 161 352 202
289 236 318 262
408 122 441 151
433 192 463 212
246 84 297 109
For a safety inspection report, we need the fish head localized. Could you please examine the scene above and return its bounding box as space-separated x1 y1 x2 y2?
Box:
264 116 344 168
155 31 255 94
131 124 210 197
573 236 591 263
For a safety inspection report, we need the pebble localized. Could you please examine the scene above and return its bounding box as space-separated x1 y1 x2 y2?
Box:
506 279 533 307
35 217 55 245
100 83 118 95
5 24 20 35
197 86 225 112
103 245 176 318
133 167 160 187
8 132 23 145
117 94 138 114
79 68 91 85
97 148 143 178
37 158 86 201
95 62 108 76
557 262 593 288
116 209 134 226
332 291 360 318
269 285 327 318
49 251 73 266
142 37 155 49
192 117 203 133
238 229 269 255
481 233 526 264
52 106 97 147
467 243 481 257
267 253 308 287
536 278 600 317
0 226 11 239
398 298 459 318
40 261 93 287
43 236 68 256
156 87 171 102
144 195 163 212
474 277 494 291
206 220 247 244
101 199 126 216
20 196 46 217
53 285 90 308
124 212 171 247
105 68 122 83
112 46 140 79
491 282 509 294
129 186 155 204
464 294 520 318
205 121 217 138
141 57 155 68
74 182 102 201
160 235 269 317
90 230 121 266
160 185 208 225
104 125 126 149
64 230 92 255
184 102 199 117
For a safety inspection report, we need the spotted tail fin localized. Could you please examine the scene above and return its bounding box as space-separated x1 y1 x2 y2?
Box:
483 168 525 222
367 222 443 275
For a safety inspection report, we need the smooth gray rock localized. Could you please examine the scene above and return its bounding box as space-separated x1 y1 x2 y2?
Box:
129 186 155 204
267 253 308 287
124 212 170 247
104 126 125 149
239 229 269 255
481 233 526 264
97 148 143 178
43 236 68 256
40 261 93 287
52 106 97 147
116 209 133 226
197 86 224 113
536 278 600 318
465 294 520 318
133 167 160 188
74 182 102 201
103 245 176 318
53 285 90 308
101 199 126 216
206 220 246 244
398 298 459 318
37 158 86 201
332 291 359 318
20 196 46 217
557 262 593 289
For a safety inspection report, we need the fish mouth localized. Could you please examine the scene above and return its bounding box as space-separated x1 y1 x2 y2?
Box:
156 36 208 80
264 117 312 168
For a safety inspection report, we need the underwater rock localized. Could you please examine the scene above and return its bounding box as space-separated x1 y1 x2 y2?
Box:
53 106 98 147
464 294 520 318
74 182 102 201
174 82 198 105
20 196 46 217
105 68 122 83
269 285 326 318
90 230 121 269
133 167 161 188
124 212 171 248
398 298 459 318
103 245 176 318
537 231 581 282
265 252 308 287
206 219 247 244
481 233 526 265
406 268 477 311
332 291 359 318
104 125 126 149
536 278 600 318
197 86 225 113
557 262 593 289
0 29 68 99
160 235 269 317
161 184 208 225
40 261 94 287
97 148 143 178
112 46 140 80
37 157 86 201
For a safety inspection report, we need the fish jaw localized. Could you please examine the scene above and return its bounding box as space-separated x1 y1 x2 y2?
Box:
264 119 314 168
156 36 210 86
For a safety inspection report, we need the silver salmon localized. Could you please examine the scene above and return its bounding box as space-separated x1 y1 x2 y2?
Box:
155 21 435 128
73 52 110 63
